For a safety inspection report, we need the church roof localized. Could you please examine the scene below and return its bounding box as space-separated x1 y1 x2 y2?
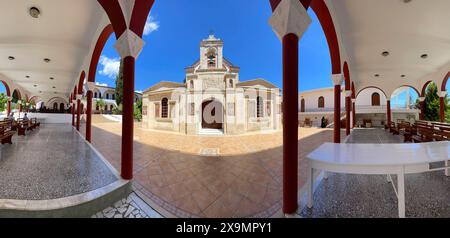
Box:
144 81 185 93
237 78 278 89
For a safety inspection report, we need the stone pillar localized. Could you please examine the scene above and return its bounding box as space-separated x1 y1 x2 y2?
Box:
332 74 343 143
418 97 425 120
345 91 351 135
86 82 95 142
387 99 391 128
76 94 82 131
269 0 312 216
114 29 145 180
352 98 356 128
440 91 447 123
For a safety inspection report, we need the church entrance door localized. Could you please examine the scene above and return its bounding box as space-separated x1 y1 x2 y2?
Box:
202 100 223 129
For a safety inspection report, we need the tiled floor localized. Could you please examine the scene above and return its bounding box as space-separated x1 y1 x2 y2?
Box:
80 118 346 217
300 128 450 218
0 124 118 200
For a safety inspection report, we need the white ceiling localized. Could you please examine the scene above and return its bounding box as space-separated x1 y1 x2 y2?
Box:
0 0 105 99
330 0 450 93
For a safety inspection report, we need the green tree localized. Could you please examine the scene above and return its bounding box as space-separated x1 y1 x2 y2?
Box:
0 93 8 112
419 83 442 122
96 99 106 114
115 60 124 106
134 98 142 121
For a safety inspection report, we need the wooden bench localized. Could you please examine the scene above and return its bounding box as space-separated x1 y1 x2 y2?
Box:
0 122 14 144
412 126 435 143
17 119 28 136
390 121 399 135
398 122 412 142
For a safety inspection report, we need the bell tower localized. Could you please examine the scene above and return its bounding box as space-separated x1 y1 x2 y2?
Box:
199 34 224 70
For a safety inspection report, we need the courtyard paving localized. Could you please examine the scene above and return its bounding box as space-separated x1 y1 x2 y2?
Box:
81 116 345 217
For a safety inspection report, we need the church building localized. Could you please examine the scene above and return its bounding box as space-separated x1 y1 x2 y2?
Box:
142 34 282 135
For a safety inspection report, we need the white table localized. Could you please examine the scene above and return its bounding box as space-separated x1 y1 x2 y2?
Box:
306 141 450 218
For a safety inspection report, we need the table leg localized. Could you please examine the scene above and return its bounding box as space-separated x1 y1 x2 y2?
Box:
307 167 314 208
397 172 405 218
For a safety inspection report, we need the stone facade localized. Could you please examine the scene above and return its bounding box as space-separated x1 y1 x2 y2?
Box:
142 35 282 135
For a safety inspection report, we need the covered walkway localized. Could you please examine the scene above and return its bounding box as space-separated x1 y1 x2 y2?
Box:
300 129 450 218
0 124 128 217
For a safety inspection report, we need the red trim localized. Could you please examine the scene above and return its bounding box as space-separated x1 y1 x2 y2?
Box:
356 86 388 99
351 82 356 99
440 97 445 122
396 85 420 97
441 71 450 92
343 62 350 90
0 80 11 96
77 71 86 94
12 89 21 100
97 0 127 38
270 0 342 74
89 25 114 83
47 97 68 105
129 0 155 37
311 0 341 74
421 80 433 97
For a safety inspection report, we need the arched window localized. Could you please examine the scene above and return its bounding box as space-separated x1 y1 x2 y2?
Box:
229 79 233 88
257 96 264 118
372 93 381 106
318 96 325 108
106 93 109 99
110 105 114 111
301 98 305 112
190 80 194 89
104 105 108 111
99 92 102 98
60 103 65 112
161 98 169 118
112 94 115 100
53 102 58 110
94 92 97 98
207 48 216 68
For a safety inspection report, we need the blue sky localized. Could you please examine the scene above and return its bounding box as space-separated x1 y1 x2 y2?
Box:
94 0 332 93
0 0 448 99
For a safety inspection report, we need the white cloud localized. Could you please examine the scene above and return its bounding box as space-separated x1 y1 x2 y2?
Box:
135 90 143 94
98 55 120 79
143 16 159 36
95 82 108 87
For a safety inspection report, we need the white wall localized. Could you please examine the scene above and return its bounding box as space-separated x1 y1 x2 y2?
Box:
18 113 72 124
356 88 387 106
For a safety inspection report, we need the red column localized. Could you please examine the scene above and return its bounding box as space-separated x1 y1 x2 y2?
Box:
332 75 342 143
282 33 299 215
76 98 81 131
71 101 75 127
352 99 356 128
419 98 425 120
121 56 135 180
7 101 10 116
86 90 93 142
387 100 391 128
345 93 351 135
440 96 445 122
